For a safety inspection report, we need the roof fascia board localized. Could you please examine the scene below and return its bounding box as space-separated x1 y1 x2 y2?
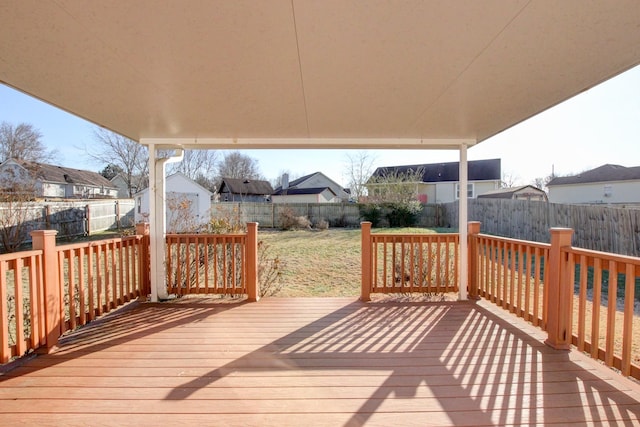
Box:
140 138 477 150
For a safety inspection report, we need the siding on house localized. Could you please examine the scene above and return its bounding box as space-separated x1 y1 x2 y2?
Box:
274 172 349 202
0 159 118 199
548 164 640 204
368 159 501 204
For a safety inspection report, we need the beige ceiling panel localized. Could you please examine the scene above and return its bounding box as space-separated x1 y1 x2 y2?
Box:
1 1 639 146
2 0 309 140
292 0 529 137
414 0 640 141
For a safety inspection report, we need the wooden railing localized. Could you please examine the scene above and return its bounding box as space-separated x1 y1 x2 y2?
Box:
0 249 45 363
563 246 640 378
1 228 150 364
165 223 259 300
56 235 147 333
361 222 459 300
470 232 550 328
469 223 640 380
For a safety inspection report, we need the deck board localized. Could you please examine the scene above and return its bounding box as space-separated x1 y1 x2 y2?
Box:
1 297 640 426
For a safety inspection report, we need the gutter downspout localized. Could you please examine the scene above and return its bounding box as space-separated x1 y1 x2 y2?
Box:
148 144 184 302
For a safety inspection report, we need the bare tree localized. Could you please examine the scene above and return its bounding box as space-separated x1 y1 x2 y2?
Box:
0 166 38 252
167 149 218 187
366 166 425 204
87 127 148 197
344 151 377 202
217 151 263 180
501 170 522 188
0 121 57 163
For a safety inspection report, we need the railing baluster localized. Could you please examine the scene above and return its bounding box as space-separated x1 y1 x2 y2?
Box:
621 263 635 376
605 260 618 367
0 260 8 363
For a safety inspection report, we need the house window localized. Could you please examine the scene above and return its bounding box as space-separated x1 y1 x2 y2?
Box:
604 185 612 197
455 183 474 199
137 197 141 213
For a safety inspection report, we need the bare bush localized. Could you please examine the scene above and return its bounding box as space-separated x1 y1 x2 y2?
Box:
279 207 311 230
315 219 329 231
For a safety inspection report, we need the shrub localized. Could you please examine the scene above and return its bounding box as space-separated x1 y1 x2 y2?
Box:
315 218 329 231
279 207 311 230
359 204 382 227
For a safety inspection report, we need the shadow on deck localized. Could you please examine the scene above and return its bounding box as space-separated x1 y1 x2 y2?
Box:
1 297 640 426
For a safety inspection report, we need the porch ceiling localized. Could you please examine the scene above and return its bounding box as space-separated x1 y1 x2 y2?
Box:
1 1 639 149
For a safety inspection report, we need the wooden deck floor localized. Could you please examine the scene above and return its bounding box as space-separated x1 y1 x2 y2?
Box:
2 297 640 426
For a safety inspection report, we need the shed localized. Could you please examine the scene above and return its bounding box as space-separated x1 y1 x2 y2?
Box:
135 172 212 232
477 185 547 202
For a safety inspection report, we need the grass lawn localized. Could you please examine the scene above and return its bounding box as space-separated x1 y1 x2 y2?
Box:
259 227 448 297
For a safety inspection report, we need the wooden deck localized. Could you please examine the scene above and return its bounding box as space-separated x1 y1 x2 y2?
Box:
1 297 640 426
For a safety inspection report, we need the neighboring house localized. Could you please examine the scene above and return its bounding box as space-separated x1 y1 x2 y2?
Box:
367 159 501 204
272 172 350 203
547 164 640 205
110 173 146 198
477 185 548 202
217 177 274 202
0 158 118 199
135 172 212 232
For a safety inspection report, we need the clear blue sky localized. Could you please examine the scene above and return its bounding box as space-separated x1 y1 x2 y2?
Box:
1 64 639 187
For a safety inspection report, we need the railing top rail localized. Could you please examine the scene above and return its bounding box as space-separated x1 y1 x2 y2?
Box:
562 245 640 266
371 232 459 238
0 249 43 262
476 233 551 250
55 235 143 252
166 233 247 238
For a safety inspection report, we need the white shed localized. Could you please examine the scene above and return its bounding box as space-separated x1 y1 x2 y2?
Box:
135 172 212 232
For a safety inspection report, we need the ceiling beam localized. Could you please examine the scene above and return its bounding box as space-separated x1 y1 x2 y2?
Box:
139 138 477 150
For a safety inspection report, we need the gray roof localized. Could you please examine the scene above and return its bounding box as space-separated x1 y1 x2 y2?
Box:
369 159 501 183
273 187 336 196
547 164 640 186
15 159 115 188
218 177 274 195
477 185 545 199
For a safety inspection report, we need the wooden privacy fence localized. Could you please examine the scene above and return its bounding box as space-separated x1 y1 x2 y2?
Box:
210 202 444 228
0 225 150 363
165 223 259 300
444 199 640 256
361 222 459 300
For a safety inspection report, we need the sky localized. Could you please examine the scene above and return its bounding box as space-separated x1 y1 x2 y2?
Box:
1 64 639 187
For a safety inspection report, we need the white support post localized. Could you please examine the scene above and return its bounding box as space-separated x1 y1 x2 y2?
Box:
147 144 162 302
458 143 468 300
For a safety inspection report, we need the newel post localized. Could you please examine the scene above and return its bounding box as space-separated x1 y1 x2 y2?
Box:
135 222 151 297
246 222 260 302
545 228 574 350
30 230 61 351
361 222 372 302
467 221 481 300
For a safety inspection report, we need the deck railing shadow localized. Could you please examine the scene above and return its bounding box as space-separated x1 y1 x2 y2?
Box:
157 299 640 426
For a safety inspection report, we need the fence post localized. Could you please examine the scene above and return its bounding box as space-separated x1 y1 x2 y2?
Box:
468 221 481 300
30 230 61 351
361 221 372 302
246 222 260 302
545 227 574 350
135 222 151 297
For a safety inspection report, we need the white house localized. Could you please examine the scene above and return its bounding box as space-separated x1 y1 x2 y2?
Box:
547 164 640 205
367 159 501 204
272 172 349 203
0 158 118 199
135 172 213 232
